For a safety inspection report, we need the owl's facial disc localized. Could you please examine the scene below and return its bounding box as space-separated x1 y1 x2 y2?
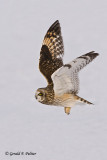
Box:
35 90 45 102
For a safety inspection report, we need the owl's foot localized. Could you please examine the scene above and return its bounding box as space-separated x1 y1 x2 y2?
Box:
64 107 71 115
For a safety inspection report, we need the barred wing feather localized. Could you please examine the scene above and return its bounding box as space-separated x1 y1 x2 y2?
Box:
51 51 99 95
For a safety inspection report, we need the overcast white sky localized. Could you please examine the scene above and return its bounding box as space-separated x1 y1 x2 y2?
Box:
0 0 107 160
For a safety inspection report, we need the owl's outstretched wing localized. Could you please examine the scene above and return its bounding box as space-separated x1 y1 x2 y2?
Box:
51 51 99 95
39 20 64 84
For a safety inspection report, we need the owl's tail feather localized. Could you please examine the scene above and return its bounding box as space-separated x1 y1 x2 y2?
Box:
75 95 93 105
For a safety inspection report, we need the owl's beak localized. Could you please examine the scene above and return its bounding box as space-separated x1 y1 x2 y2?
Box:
35 94 37 99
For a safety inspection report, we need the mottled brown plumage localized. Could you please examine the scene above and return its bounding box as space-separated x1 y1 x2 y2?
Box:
39 20 64 84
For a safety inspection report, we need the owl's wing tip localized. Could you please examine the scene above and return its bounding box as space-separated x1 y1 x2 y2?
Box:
55 20 59 22
89 51 99 56
54 20 59 23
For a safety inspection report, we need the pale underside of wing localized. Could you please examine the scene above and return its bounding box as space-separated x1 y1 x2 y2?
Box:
51 51 99 95
52 66 79 95
39 20 64 84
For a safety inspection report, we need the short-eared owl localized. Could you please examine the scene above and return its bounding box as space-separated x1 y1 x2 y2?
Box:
35 20 99 115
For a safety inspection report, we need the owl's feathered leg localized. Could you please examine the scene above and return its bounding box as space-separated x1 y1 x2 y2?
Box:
75 95 93 105
64 107 71 115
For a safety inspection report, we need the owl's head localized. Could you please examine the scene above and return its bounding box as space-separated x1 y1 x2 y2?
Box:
35 86 54 105
35 88 46 103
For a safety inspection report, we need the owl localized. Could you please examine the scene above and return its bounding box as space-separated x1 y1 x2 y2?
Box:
35 20 99 115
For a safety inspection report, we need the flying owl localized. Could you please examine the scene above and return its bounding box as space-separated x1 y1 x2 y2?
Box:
35 20 99 115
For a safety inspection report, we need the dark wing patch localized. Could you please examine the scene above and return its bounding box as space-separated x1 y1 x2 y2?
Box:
64 64 71 69
39 45 63 84
39 20 64 84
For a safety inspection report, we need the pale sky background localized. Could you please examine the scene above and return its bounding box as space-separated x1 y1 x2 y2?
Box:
0 0 107 160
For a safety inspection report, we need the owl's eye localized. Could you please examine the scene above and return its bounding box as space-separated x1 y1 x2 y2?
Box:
38 93 43 96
